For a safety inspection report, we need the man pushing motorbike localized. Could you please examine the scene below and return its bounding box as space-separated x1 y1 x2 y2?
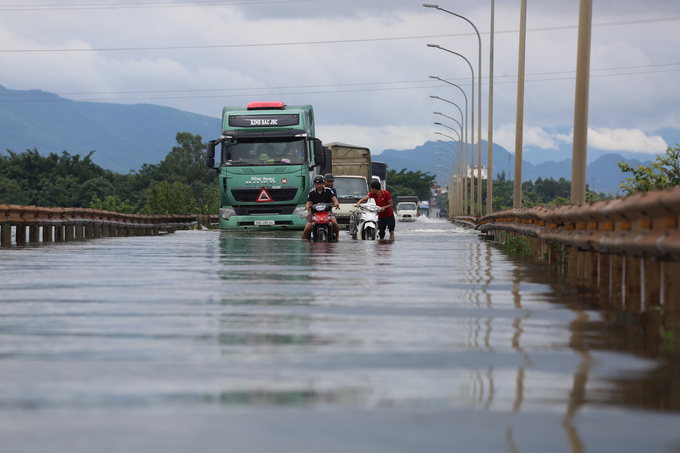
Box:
301 175 340 240
355 181 395 241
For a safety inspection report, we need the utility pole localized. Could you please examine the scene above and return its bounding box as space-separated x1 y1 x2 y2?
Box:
487 0 495 215
513 0 527 208
571 0 593 204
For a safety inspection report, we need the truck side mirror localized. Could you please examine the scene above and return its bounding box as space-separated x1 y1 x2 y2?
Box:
206 140 218 170
323 146 332 175
313 139 325 168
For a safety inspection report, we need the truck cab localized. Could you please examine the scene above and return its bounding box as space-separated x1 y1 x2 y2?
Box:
205 101 331 229
333 175 369 227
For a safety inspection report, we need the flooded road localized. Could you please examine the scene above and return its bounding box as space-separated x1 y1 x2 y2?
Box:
1 218 679 452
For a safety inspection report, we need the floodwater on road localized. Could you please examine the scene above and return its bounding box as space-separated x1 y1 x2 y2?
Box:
1 217 679 452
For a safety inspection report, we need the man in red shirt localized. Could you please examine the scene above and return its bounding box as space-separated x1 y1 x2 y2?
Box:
355 181 395 241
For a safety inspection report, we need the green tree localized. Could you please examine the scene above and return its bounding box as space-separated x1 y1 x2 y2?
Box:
90 195 134 213
618 144 680 195
142 180 198 214
198 186 219 215
387 168 436 201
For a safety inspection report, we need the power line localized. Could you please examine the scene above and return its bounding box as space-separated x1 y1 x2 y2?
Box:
1 62 677 97
1 67 678 103
0 16 678 53
0 0 317 11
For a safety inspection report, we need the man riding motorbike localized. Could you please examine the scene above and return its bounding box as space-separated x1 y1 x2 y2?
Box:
301 175 340 240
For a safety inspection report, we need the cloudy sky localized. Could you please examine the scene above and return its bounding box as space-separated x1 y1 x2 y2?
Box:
0 0 678 159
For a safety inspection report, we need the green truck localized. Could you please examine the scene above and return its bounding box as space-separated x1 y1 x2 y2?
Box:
205 101 331 229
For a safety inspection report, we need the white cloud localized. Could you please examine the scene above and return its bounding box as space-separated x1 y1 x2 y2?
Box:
492 123 559 153
0 0 679 155
588 127 668 154
318 125 433 154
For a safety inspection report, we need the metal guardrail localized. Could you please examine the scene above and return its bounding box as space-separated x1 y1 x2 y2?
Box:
453 186 680 312
0 204 201 246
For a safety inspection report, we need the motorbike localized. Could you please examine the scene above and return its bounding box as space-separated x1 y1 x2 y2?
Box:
348 199 380 240
309 203 336 243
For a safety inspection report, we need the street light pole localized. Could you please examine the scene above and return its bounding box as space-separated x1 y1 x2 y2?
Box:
436 148 458 215
424 4 482 217
436 134 463 215
431 94 471 214
430 76 468 180
428 45 475 213
430 75 468 215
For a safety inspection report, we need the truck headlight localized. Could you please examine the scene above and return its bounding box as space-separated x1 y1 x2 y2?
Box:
220 207 236 220
293 206 307 219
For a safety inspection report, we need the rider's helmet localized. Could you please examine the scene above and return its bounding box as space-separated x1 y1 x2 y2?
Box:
313 175 325 184
324 173 334 181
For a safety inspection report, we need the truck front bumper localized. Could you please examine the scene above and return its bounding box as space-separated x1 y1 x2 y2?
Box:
219 215 308 229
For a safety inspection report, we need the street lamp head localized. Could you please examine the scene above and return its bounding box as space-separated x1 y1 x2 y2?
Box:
422 4 439 9
426 44 440 48
433 112 441 115
429 95 439 99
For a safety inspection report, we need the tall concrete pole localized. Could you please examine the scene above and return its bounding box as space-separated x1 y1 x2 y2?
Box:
513 0 527 208
487 0 495 214
571 0 593 204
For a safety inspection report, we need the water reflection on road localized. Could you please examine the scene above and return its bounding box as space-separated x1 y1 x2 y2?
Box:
0 216 679 452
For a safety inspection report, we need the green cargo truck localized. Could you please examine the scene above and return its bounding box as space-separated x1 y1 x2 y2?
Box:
205 101 331 229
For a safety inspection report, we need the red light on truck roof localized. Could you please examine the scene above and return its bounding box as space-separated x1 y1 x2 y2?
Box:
247 101 285 110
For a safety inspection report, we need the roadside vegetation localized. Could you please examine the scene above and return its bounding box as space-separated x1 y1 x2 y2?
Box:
618 144 680 195
0 132 218 214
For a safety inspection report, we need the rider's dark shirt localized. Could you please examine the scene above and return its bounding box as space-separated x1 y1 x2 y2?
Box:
307 187 335 204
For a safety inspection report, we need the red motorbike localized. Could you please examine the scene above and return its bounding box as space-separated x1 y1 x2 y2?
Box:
309 203 336 243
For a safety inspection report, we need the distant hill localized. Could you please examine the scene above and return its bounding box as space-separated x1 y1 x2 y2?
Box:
376 141 653 196
0 84 221 173
0 84 653 194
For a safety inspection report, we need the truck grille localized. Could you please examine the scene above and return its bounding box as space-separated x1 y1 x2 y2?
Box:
234 205 297 216
230 187 299 202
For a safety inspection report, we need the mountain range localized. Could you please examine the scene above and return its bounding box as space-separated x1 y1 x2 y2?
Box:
0 84 654 195
0 84 220 173
376 141 651 196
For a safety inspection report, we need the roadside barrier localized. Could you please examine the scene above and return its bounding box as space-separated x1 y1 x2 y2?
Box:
0 204 198 247
453 186 680 313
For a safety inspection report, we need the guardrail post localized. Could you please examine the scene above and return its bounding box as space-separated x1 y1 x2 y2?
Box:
1 224 10 246
584 251 598 280
40 208 54 243
663 261 680 311
643 257 661 311
598 253 611 307
624 256 642 313
54 225 64 242
62 208 76 241
611 255 624 310
0 204 10 246
16 225 27 244
567 246 578 282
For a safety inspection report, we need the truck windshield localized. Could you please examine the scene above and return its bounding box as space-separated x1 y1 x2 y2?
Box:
398 203 416 210
221 138 307 166
334 178 368 198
